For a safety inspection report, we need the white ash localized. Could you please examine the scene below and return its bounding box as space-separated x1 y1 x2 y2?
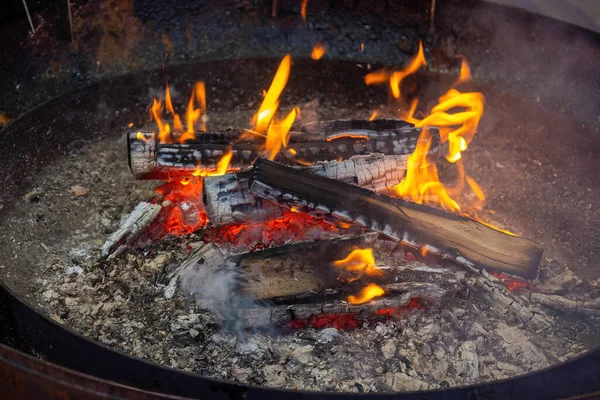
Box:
178 243 254 333
34 230 600 392
16 133 600 393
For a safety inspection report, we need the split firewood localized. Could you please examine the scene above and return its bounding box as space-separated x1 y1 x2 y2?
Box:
241 281 456 329
530 293 600 317
249 158 544 279
176 240 460 329
102 202 164 258
203 154 409 227
236 232 459 300
128 119 440 179
472 273 553 332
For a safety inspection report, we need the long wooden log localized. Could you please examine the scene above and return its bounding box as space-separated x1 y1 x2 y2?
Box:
128 119 440 179
177 242 458 329
249 159 543 279
203 154 409 226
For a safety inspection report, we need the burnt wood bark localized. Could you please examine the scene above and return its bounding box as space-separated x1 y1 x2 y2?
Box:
249 159 543 279
203 154 409 226
241 280 456 329
177 242 459 329
128 119 440 179
102 202 164 258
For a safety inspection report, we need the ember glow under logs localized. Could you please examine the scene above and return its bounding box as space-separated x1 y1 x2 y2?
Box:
120 52 543 315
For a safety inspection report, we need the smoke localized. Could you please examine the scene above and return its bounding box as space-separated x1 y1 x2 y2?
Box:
178 243 254 334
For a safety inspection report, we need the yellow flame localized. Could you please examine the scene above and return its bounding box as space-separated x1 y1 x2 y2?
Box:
389 41 427 99
264 107 299 160
394 129 461 213
195 82 207 132
151 99 171 143
415 89 484 162
311 43 326 60
364 41 426 101
348 283 385 304
368 111 378 121
332 248 382 282
165 83 184 132
191 151 233 177
151 81 208 144
252 55 292 134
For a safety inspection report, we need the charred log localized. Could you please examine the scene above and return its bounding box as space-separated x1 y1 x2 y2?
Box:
128 119 440 179
249 159 543 279
203 154 409 227
242 280 456 329
177 242 459 329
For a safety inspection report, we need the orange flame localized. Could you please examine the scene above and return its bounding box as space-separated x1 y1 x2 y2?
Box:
311 43 326 60
195 82 207 132
265 107 299 160
363 51 488 218
151 81 208 143
252 55 292 134
394 129 461 212
332 248 382 282
364 69 390 86
250 55 299 160
416 89 484 163
191 151 233 177
364 41 426 99
348 283 385 304
301 0 309 21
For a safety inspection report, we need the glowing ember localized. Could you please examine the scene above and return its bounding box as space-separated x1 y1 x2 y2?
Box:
154 179 208 235
206 212 339 250
348 283 385 304
290 313 359 330
311 43 326 60
376 297 427 318
332 248 382 282
491 272 536 293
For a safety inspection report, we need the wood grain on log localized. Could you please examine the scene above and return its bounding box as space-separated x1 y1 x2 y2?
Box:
242 279 456 329
102 202 163 258
249 159 543 279
128 119 440 179
203 154 409 226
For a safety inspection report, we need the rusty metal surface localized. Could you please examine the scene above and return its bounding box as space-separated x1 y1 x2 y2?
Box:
0 344 191 400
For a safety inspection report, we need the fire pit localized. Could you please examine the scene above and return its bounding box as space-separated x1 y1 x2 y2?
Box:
1 0 599 398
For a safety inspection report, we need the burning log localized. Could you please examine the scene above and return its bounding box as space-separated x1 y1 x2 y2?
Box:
128 119 440 179
242 288 449 329
178 241 460 330
249 159 543 279
203 154 409 227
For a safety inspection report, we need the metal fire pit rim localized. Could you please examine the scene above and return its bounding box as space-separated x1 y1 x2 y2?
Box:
2 282 600 399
